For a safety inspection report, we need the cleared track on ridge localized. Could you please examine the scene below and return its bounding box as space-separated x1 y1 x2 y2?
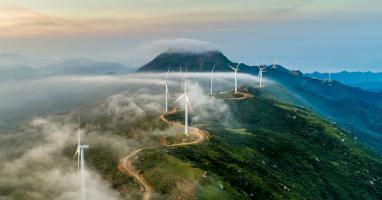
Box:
118 91 251 200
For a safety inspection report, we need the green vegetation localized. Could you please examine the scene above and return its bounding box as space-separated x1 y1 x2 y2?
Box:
214 92 244 99
78 109 170 199
138 51 233 72
86 145 141 199
167 90 382 199
83 88 382 199
133 148 243 200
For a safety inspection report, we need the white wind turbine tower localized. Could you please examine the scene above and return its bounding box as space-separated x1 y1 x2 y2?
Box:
73 118 90 200
74 117 81 172
272 58 278 68
174 72 192 136
164 67 170 112
327 71 333 86
258 65 267 88
228 63 241 94
210 64 215 95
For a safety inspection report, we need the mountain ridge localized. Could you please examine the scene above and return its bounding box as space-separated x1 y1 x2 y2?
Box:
307 71 382 92
0 58 133 81
138 50 234 72
136 50 382 152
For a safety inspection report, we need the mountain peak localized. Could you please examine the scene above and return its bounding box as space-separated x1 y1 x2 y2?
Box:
137 50 233 72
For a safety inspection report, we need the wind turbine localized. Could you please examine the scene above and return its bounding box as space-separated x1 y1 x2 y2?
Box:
327 71 333 86
210 64 215 95
73 118 90 200
272 59 277 68
74 117 81 173
258 65 267 88
228 63 241 94
164 67 170 112
174 72 192 136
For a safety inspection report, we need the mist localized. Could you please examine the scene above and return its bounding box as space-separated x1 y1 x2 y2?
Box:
0 118 122 200
0 72 265 117
0 72 271 199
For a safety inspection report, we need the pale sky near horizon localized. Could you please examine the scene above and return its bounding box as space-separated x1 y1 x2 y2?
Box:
0 0 381 72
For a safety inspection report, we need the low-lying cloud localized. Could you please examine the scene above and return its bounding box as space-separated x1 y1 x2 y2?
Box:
0 118 122 200
177 81 232 125
0 72 271 199
106 89 163 120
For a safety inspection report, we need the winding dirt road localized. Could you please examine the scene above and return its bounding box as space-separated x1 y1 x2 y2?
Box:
118 91 250 200
118 147 156 200
118 108 208 200
224 91 253 100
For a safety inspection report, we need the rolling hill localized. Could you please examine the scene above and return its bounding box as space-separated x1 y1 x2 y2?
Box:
136 50 382 152
138 51 233 72
2 59 381 199
0 58 133 82
83 87 382 199
307 71 382 92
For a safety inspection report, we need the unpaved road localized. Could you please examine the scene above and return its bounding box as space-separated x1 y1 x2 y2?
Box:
224 91 253 100
118 107 208 200
118 92 251 200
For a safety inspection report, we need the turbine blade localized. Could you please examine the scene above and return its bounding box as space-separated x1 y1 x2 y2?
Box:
73 148 79 158
174 94 185 104
211 64 215 72
185 94 193 111
228 65 235 71
236 63 241 69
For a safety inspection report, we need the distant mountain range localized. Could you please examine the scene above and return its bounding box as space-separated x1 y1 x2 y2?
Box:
307 71 382 92
2 50 382 151
0 58 133 81
137 50 382 152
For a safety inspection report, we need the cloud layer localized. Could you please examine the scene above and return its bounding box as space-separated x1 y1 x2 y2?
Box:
0 72 271 199
0 118 122 200
140 38 219 54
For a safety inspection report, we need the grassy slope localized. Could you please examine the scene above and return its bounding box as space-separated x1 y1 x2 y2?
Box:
83 111 170 199
135 89 382 199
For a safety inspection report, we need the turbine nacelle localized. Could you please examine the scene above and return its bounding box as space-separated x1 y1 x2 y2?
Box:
258 65 267 71
174 93 192 111
228 62 241 71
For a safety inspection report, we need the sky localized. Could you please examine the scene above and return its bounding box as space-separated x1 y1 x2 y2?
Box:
0 0 381 72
